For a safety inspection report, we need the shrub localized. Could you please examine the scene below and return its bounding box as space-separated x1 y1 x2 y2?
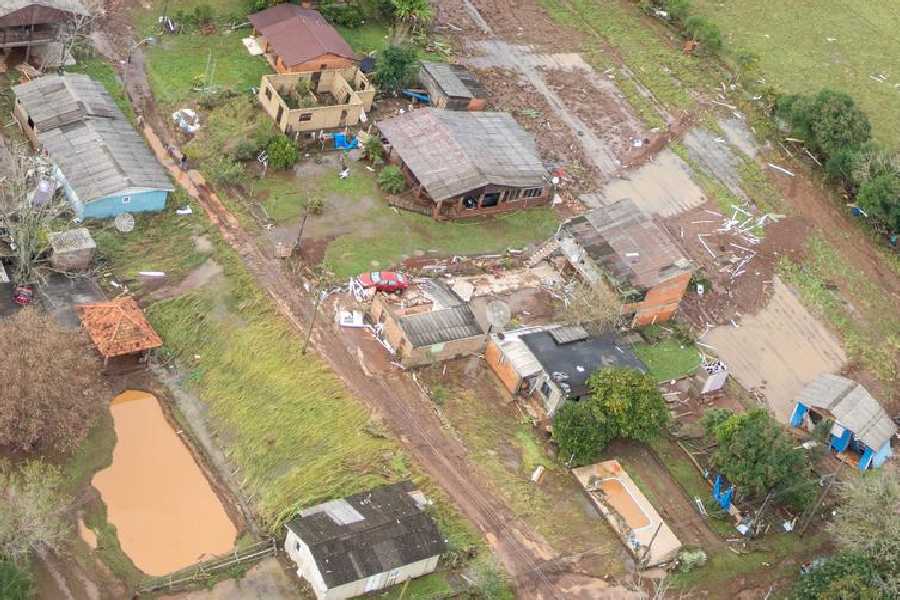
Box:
233 140 261 162
857 172 900 230
0 460 70 563
666 0 692 22
377 165 407 193
193 4 215 26
788 553 886 600
363 135 384 164
321 2 365 28
266 135 299 170
778 90 871 160
209 155 245 187
0 560 31 600
375 45 418 92
685 15 722 53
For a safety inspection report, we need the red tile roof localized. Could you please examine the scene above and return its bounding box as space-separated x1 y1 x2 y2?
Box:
76 297 162 358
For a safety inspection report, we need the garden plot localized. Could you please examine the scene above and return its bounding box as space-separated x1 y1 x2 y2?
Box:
703 278 846 422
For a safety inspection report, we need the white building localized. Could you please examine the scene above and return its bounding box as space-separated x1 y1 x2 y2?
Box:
283 481 446 600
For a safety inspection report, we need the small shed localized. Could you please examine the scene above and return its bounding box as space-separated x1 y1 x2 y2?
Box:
790 374 896 470
76 297 162 367
48 228 95 272
418 62 487 111
284 481 445 600
573 461 682 567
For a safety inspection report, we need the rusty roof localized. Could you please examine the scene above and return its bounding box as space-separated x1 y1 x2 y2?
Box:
560 199 693 290
76 297 162 358
0 1 88 27
249 5 354 67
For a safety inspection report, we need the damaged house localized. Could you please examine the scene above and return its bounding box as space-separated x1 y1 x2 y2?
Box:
0 0 89 66
418 62 487 111
284 481 445 600
486 325 646 417
556 198 694 327
258 67 375 134
791 374 896 470
13 74 172 219
378 108 550 219
369 279 486 368
249 3 355 73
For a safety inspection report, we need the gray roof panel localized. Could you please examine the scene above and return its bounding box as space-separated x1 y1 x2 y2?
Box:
14 74 119 131
798 374 896 449
398 303 483 347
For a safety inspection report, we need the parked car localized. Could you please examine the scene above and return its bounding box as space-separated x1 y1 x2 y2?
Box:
356 271 408 294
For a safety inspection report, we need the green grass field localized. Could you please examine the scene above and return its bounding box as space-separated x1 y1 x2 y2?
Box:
634 339 702 383
693 0 900 148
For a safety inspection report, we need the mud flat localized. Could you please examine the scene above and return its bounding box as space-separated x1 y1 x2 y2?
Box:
92 390 237 576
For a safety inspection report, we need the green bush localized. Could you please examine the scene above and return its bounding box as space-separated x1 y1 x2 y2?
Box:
684 15 722 53
777 90 872 160
266 135 299 171
377 165 407 193
233 141 261 162
375 45 418 92
321 2 365 28
666 0 692 22
857 173 900 230
364 135 384 164
208 156 244 187
788 553 886 600
0 560 32 600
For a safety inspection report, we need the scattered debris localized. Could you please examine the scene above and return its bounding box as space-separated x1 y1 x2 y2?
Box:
767 163 794 177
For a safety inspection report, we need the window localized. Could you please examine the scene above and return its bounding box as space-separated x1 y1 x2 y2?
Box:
121 196 131 205
523 187 543 198
299 113 312 122
295 541 301 551
541 381 551 397
265 86 272 100
463 196 477 209
506 189 521 201
481 192 500 207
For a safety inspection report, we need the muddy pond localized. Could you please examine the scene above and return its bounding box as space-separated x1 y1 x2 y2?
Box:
91 391 237 576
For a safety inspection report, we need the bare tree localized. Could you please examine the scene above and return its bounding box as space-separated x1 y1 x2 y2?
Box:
0 459 70 564
0 308 109 454
50 0 104 72
0 149 68 287
557 280 625 334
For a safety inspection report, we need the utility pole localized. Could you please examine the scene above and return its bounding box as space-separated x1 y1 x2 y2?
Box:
798 474 836 536
293 210 310 255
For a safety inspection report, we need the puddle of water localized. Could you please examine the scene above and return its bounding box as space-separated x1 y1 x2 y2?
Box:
78 516 97 550
92 391 236 576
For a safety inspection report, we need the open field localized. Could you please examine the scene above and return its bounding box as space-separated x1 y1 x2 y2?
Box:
693 0 900 148
634 338 701 383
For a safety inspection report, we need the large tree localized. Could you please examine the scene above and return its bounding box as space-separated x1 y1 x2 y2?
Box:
702 408 815 509
777 89 872 160
788 552 886 600
0 460 70 564
375 45 418 92
0 309 108 453
553 368 668 465
829 468 900 595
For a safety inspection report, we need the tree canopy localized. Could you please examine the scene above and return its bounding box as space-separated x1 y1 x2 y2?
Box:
702 408 815 509
777 90 872 160
0 308 108 453
553 368 668 465
788 552 886 600
0 460 70 564
375 45 418 92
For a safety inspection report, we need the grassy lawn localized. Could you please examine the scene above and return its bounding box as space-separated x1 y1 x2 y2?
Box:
88 190 211 291
634 338 702 382
692 1 900 148
323 200 558 278
779 235 900 388
338 22 392 55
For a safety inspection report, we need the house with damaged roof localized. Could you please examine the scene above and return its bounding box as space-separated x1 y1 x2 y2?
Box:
418 62 487 111
555 198 694 327
791 374 896 470
378 108 551 219
284 481 445 600
486 325 646 417
0 0 89 66
13 74 172 219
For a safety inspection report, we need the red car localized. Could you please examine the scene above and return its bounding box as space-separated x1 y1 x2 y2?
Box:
357 271 408 294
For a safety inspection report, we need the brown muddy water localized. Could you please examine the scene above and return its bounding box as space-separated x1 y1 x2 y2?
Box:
92 391 237 576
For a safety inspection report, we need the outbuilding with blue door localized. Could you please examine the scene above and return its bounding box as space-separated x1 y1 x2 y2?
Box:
13 74 172 219
790 374 896 470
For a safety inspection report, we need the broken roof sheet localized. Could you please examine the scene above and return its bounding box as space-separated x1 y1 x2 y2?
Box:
521 329 645 397
398 303 483 347
76 296 162 358
420 62 485 100
491 326 551 380
285 481 445 588
14 74 119 131
378 108 546 202
250 5 354 66
798 374 896 450
561 198 693 289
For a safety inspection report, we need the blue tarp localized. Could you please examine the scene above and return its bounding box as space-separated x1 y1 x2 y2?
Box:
712 474 734 511
790 402 807 427
333 133 358 150
830 427 852 452
401 89 430 104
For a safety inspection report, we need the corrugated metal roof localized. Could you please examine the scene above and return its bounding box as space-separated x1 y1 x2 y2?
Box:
250 5 354 66
378 108 546 202
398 303 483 347
798 374 896 450
15 75 172 204
285 481 445 588
41 118 173 203
559 198 693 289
14 74 119 131
0 1 88 25
491 327 548 380
420 62 485 100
